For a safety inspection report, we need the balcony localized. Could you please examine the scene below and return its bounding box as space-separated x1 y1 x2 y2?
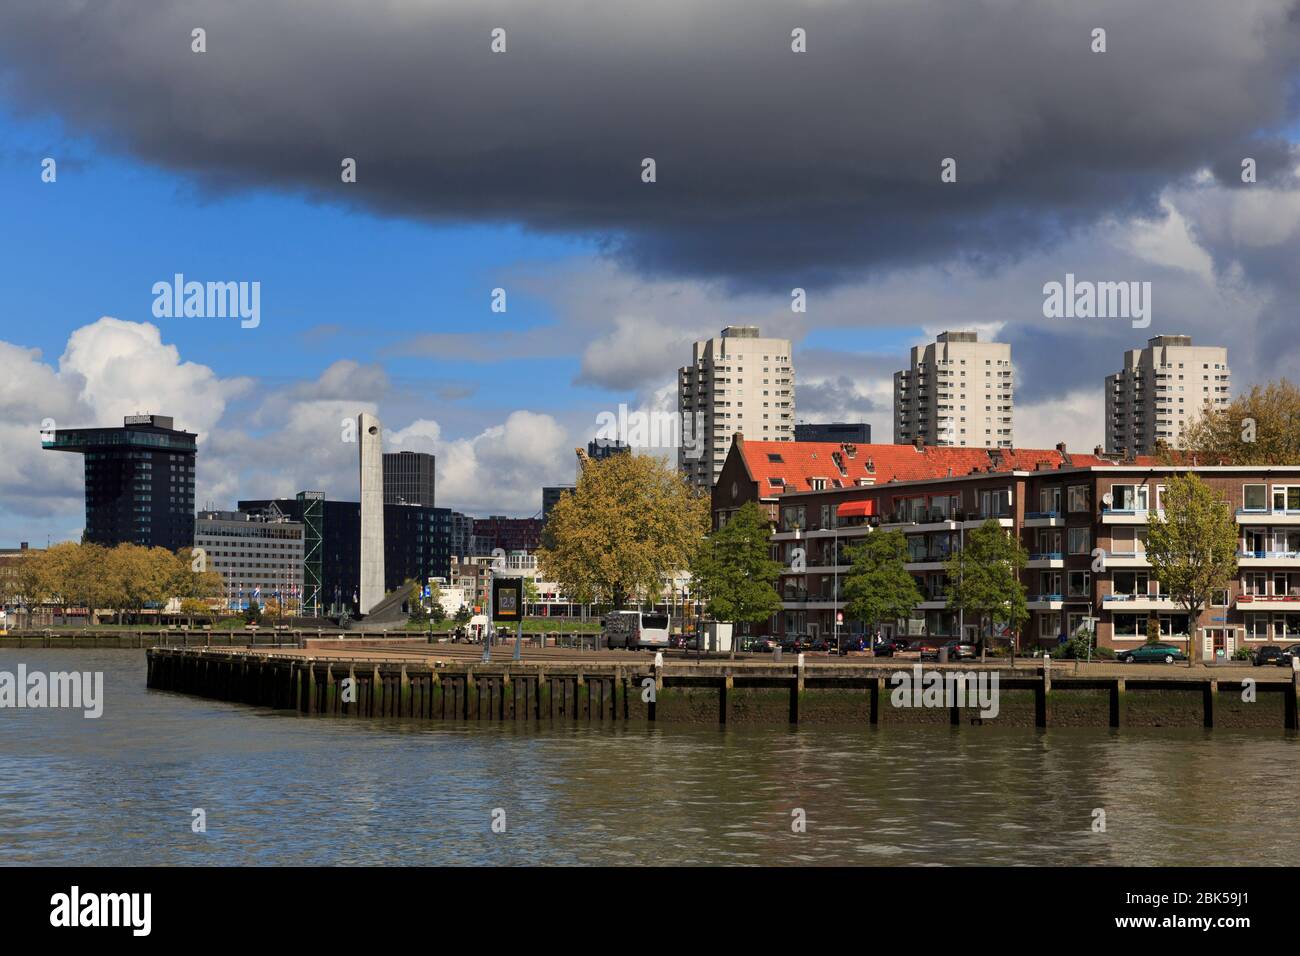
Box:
1103 593 1178 611
1024 511 1064 527
1236 508 1300 525
1027 552 1065 568
1101 508 1162 525
1237 550 1300 567
1027 594 1064 611
1235 594 1300 611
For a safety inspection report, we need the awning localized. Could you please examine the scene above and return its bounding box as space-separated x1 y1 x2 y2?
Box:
836 500 876 518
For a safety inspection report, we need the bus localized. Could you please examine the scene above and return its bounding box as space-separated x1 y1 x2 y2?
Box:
604 611 671 650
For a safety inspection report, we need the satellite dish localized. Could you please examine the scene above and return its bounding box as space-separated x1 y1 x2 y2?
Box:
1102 492 1114 507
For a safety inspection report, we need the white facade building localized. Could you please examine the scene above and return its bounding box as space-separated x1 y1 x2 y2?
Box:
678 326 795 490
1105 335 1230 455
894 331 1014 447
194 510 304 610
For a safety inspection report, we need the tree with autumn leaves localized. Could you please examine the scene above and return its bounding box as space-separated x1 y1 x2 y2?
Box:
14 541 224 624
538 452 709 609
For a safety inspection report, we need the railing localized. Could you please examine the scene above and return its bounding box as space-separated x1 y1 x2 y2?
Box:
1029 593 1064 603
1028 552 1064 561
1103 593 1172 603
1025 511 1060 520
1237 550 1300 559
1237 594 1300 603
1237 508 1300 517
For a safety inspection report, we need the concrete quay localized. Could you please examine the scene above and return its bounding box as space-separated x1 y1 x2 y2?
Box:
145 643 1300 730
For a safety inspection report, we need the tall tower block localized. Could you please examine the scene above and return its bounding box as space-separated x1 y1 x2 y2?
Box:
358 413 385 614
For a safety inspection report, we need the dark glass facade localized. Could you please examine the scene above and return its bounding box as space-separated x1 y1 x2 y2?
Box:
43 415 196 551
239 496 451 616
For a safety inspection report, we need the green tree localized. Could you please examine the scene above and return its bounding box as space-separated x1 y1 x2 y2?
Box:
1146 472 1238 666
1176 379 1300 465
944 518 1029 657
539 452 708 609
243 600 263 625
689 501 784 630
842 529 923 653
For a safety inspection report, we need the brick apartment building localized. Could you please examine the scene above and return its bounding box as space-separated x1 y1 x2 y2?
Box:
712 434 1300 660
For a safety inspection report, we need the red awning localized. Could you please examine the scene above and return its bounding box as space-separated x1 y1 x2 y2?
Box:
836 500 875 518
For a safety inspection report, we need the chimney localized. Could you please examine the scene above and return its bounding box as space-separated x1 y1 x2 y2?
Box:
914 437 924 450
866 457 875 473
1093 445 1104 457
1056 441 1072 465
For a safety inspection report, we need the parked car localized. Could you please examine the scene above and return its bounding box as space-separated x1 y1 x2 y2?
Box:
870 639 894 657
748 637 777 653
1277 643 1300 667
838 637 867 653
1118 642 1185 664
1252 645 1283 667
877 638 911 653
779 636 805 653
808 639 831 653
921 639 976 661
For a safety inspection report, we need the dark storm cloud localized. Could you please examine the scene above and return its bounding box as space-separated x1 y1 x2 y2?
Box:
1 0 1299 288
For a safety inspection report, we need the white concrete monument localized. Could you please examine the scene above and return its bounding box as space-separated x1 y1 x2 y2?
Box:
358 412 385 614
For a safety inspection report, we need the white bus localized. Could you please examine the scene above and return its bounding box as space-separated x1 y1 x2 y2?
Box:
604 611 671 650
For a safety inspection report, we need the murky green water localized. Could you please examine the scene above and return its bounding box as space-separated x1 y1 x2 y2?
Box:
0 649 1295 866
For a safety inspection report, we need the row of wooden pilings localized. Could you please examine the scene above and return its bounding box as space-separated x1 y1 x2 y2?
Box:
146 648 1300 728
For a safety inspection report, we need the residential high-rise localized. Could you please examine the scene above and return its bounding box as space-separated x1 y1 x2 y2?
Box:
678 325 795 490
794 422 871 444
1105 335 1230 455
42 414 197 551
383 450 435 506
893 331 1013 447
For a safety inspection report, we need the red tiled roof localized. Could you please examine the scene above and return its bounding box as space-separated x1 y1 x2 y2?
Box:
735 437 1161 497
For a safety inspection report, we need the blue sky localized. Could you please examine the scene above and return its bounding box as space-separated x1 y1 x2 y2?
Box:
0 112 610 418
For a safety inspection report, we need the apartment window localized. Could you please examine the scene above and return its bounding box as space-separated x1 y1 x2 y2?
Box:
1114 571 1149 596
1068 485 1090 512
1245 614 1270 642
1272 486 1300 512
1067 571 1090 597
1068 528 1091 554
1111 526 1147 555
1111 483 1148 511
781 506 805 531
1113 613 1142 638
1039 487 1062 514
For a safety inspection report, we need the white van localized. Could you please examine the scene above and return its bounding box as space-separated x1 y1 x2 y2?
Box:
604 611 671 650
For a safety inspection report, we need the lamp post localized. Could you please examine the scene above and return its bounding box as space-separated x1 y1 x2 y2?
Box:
833 521 840 650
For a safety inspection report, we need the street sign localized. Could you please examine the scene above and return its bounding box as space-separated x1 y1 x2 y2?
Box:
492 577 523 623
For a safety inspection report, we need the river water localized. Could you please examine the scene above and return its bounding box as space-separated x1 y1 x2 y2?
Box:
1 649 1296 866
